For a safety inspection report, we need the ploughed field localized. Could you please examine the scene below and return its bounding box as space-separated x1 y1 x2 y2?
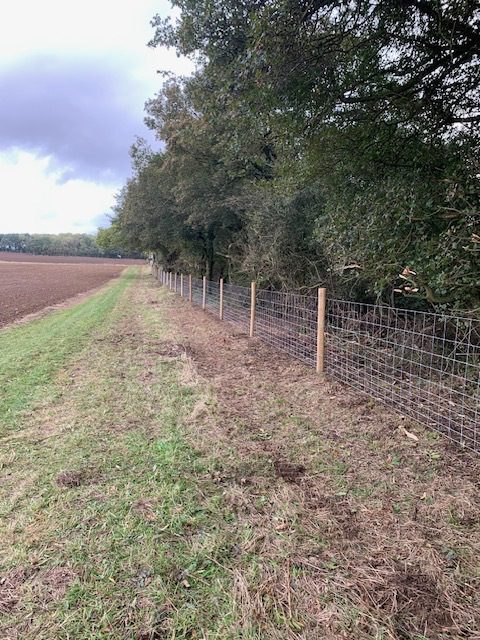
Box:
0 254 140 327
0 251 144 265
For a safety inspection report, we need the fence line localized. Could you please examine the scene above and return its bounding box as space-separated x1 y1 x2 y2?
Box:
156 268 480 453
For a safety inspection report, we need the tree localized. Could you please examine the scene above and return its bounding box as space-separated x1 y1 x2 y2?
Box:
106 0 480 309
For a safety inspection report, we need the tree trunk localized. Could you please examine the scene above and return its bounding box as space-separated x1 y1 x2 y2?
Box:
205 228 215 280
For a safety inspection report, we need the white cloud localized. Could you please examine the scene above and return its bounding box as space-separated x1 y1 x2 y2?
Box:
0 0 193 235
0 149 116 233
0 1 189 80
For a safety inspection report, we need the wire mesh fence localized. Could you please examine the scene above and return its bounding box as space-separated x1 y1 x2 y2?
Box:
157 269 480 453
256 289 318 367
182 275 190 300
326 300 480 451
222 282 250 332
191 277 203 306
205 280 220 315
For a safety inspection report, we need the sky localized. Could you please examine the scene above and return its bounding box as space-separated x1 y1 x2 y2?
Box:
0 0 192 234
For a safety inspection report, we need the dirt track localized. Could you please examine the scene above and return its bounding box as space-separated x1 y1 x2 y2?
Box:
0 262 128 327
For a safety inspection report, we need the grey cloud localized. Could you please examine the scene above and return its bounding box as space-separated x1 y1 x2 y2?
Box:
0 55 157 182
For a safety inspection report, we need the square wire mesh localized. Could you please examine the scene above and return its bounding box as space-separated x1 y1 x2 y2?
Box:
222 282 250 332
179 275 185 298
256 289 318 367
191 277 203 306
183 276 191 301
326 299 480 452
205 280 220 315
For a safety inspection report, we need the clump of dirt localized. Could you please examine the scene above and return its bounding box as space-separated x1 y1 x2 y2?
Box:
273 459 306 483
152 341 191 358
370 566 453 634
0 568 29 613
37 567 76 602
0 566 75 615
131 499 157 522
337 394 371 409
56 468 99 488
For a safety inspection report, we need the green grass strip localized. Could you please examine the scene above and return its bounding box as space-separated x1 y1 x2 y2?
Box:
0 269 135 432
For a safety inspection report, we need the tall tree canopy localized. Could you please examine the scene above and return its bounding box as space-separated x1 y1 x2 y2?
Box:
110 0 480 309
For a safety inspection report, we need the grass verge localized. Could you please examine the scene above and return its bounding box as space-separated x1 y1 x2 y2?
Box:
1 272 238 639
0 269 134 433
1 272 479 639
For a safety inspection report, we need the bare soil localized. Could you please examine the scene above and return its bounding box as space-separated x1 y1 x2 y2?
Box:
0 262 127 327
0 252 144 265
160 287 480 639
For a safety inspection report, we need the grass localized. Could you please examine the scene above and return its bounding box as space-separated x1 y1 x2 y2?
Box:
0 271 243 639
0 269 134 433
1 270 479 639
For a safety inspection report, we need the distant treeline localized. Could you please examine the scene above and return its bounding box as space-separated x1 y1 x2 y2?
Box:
0 233 143 259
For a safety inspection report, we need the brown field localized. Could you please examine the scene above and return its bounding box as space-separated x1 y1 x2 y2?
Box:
0 251 145 265
0 261 132 327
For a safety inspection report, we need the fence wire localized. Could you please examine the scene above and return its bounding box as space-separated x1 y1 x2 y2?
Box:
326 299 480 451
183 276 190 300
206 280 220 315
191 277 203 306
222 283 250 332
256 290 318 367
158 269 480 453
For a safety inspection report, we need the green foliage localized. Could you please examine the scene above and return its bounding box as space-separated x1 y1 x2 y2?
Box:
108 0 479 309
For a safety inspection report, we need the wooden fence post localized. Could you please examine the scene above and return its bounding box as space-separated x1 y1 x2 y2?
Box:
219 278 224 319
189 275 193 304
180 274 184 297
202 276 207 310
169 272 172 290
249 281 256 338
174 272 177 293
316 287 327 374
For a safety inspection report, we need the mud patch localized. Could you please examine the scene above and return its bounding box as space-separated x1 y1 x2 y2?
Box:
152 340 191 358
56 468 100 488
0 566 75 614
0 568 29 613
372 567 453 634
273 459 306 483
